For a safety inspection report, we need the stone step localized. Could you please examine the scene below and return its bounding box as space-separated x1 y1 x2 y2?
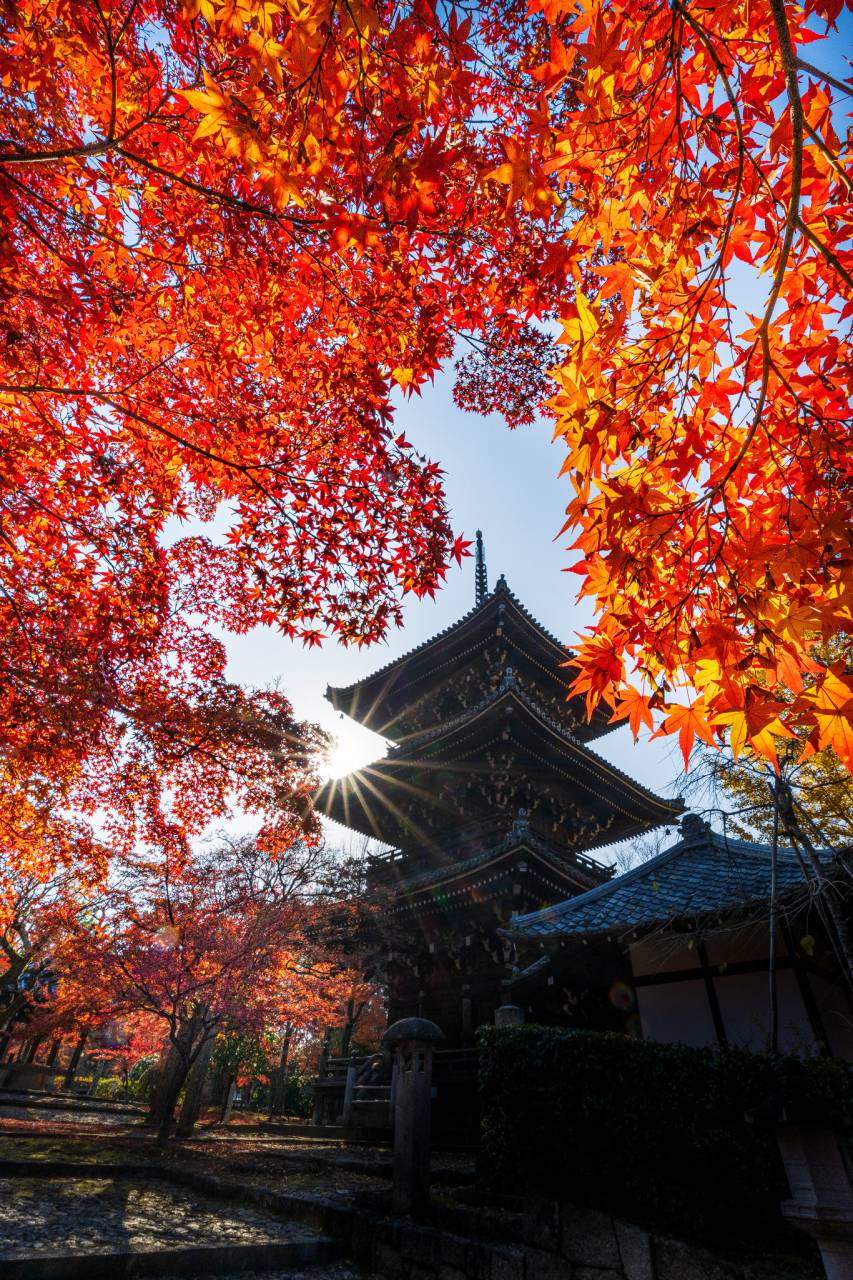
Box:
3 1237 340 1279
0 1167 339 1279
348 1101 391 1127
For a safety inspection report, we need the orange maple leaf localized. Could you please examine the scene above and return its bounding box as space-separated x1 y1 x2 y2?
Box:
609 685 654 740
655 700 716 769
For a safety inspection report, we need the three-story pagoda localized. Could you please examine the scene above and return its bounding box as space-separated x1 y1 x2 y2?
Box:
315 535 682 1042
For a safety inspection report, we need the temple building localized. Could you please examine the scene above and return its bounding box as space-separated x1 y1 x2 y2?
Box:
505 815 853 1060
315 536 682 1043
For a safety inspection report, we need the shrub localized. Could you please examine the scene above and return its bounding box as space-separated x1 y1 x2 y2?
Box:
128 1055 160 1104
281 1068 313 1118
478 1025 852 1245
94 1076 125 1100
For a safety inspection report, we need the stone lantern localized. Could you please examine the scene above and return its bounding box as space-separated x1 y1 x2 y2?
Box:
382 1017 444 1215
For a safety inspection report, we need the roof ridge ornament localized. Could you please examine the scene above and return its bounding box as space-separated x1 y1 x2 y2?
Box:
681 813 711 840
475 529 488 605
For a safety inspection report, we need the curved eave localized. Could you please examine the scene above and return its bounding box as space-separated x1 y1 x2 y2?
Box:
376 829 607 901
314 684 682 842
392 682 682 821
325 581 611 740
381 838 602 905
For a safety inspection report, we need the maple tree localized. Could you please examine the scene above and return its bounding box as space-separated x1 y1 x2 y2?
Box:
4 0 851 914
2 0 512 904
0 867 87 1043
66 831 375 1140
543 0 853 770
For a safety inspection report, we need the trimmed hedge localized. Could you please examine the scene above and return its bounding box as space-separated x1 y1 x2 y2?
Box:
478 1025 852 1245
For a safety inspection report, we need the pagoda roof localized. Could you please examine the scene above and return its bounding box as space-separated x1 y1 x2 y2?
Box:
315 677 682 848
504 816 814 944
371 822 611 903
325 577 611 741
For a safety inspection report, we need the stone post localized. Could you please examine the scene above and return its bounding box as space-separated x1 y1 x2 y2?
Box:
341 1053 358 1127
461 985 473 1044
383 1017 444 1217
777 1123 853 1279
494 1004 524 1027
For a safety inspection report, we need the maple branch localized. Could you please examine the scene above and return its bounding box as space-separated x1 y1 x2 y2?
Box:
92 0 118 151
0 136 126 165
700 0 804 504
795 215 853 292
0 107 158 165
115 146 318 228
794 57 853 99
0 382 287 509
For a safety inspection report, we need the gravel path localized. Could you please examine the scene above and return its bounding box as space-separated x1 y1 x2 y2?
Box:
0 1176 323 1257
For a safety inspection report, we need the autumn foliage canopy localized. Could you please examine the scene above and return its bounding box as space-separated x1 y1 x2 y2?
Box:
1 0 852 910
548 0 853 773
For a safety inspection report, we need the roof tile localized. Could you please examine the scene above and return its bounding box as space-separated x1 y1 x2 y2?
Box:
508 816 814 941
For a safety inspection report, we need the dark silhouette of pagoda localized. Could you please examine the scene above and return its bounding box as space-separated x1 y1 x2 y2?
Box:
316 534 682 1042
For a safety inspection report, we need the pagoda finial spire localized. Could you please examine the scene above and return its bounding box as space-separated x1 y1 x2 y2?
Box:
475 530 488 605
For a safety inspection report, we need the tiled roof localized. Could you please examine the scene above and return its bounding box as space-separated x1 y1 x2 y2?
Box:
326 578 571 704
377 823 608 896
507 815 815 941
319 679 682 826
387 678 680 816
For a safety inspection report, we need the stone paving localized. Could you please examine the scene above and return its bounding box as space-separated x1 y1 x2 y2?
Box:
0 1102 139 1126
0 1176 325 1257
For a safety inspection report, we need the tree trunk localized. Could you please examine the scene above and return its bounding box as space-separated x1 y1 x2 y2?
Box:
220 1078 237 1125
268 1026 293 1120
148 1041 186 1131
87 1055 106 1095
149 1016 209 1145
780 783 853 991
156 1057 190 1146
176 1035 215 1138
61 1031 88 1090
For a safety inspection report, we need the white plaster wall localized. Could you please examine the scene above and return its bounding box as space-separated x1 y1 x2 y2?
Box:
635 979 717 1048
713 970 816 1054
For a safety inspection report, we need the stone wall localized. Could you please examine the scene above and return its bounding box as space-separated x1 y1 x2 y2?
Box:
353 1197 814 1280
161 1168 817 1280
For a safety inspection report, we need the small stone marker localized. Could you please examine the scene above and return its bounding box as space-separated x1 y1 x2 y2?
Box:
494 1004 525 1027
383 1017 444 1216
